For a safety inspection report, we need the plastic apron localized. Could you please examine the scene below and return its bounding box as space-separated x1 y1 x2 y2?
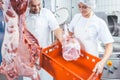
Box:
74 16 98 57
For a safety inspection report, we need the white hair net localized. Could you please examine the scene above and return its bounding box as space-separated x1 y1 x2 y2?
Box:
78 0 96 9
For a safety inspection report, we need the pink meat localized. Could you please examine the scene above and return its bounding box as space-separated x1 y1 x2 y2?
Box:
0 0 41 80
62 37 81 61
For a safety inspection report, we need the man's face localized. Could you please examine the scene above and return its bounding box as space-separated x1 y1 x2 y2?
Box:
29 0 41 14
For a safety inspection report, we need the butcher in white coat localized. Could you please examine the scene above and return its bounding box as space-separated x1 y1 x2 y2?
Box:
25 0 63 80
68 0 114 76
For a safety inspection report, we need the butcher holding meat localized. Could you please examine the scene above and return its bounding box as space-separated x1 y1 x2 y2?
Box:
0 0 80 79
26 0 63 80
68 0 114 77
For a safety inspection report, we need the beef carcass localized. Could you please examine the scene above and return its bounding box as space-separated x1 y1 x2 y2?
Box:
0 0 41 80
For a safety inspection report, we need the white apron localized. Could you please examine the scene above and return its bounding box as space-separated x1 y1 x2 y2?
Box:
74 15 98 57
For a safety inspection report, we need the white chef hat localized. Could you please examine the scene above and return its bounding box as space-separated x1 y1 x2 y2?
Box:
78 0 96 9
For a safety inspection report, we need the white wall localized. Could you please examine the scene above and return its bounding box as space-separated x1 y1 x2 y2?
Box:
43 0 51 10
43 0 120 23
95 0 120 13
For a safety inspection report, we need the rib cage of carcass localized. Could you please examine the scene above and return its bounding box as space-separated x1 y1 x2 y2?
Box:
0 0 41 80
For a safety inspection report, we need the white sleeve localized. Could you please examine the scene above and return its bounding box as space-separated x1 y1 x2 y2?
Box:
98 20 114 44
68 14 81 33
46 9 59 31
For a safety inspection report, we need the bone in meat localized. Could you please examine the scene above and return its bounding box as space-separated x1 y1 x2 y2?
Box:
0 0 41 80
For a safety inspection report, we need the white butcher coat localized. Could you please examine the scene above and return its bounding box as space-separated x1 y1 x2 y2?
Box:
69 13 114 57
24 8 59 80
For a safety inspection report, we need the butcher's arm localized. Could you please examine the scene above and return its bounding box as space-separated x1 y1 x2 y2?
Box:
54 27 63 43
54 27 74 43
93 43 113 75
102 43 113 63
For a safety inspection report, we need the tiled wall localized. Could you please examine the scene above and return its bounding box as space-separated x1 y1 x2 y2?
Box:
95 0 120 14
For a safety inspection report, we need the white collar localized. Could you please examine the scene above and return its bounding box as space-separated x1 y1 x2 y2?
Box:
29 13 40 17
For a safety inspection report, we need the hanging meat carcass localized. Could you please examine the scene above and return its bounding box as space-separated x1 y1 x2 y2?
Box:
0 0 41 80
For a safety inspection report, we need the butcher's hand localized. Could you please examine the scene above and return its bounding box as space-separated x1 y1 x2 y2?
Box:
93 60 105 76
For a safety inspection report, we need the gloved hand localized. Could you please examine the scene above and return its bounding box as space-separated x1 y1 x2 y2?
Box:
93 59 106 76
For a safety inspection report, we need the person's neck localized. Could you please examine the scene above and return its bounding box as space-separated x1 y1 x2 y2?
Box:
29 9 41 15
84 11 94 18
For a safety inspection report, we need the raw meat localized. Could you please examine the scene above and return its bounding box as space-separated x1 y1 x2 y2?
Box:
62 24 81 61
0 0 41 80
62 37 81 61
